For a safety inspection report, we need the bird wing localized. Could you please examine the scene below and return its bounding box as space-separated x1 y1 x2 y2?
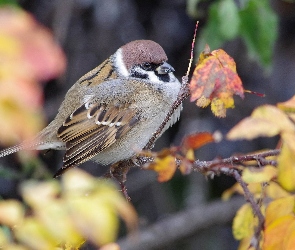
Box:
55 100 139 176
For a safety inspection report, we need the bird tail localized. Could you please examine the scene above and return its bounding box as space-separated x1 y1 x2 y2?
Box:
0 138 43 158
0 144 26 158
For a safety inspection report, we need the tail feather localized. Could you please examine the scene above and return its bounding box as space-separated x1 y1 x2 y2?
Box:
0 139 65 158
0 144 27 158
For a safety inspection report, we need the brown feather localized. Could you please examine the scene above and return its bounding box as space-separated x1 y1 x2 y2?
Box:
56 100 139 170
78 58 118 87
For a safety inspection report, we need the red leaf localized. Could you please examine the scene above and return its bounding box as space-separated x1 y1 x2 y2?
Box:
189 45 244 117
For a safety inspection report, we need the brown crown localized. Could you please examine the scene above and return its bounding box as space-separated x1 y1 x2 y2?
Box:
121 40 168 71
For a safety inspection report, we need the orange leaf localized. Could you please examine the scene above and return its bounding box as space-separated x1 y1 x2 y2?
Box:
283 221 295 250
189 45 244 117
182 132 215 150
147 155 177 182
265 196 295 228
264 215 295 250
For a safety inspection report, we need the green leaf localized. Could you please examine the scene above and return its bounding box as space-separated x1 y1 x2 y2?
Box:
197 2 225 53
197 0 240 53
0 0 18 6
239 0 278 66
218 0 240 40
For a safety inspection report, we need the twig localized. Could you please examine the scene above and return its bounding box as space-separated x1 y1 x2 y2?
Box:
186 21 199 76
188 149 280 250
232 170 264 250
144 76 190 150
144 21 199 150
191 149 280 173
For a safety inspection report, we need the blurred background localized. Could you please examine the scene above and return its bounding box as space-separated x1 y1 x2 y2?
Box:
0 0 295 249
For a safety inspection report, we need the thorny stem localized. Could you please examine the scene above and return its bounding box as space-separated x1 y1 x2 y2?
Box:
191 149 280 173
145 22 199 150
232 170 264 250
190 149 280 250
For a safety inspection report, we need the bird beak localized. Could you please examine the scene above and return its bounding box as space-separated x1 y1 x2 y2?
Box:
156 62 175 75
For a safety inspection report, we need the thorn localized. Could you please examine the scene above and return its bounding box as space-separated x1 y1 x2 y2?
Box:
244 89 265 97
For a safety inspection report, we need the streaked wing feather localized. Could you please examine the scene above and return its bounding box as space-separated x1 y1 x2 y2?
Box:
57 101 139 170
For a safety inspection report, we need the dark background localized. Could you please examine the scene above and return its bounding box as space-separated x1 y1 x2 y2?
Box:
1 0 295 249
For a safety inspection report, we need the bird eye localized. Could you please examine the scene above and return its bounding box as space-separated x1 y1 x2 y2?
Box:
141 62 153 71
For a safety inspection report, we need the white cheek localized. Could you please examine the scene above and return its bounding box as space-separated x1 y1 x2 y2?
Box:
114 49 129 77
146 71 162 83
168 72 176 81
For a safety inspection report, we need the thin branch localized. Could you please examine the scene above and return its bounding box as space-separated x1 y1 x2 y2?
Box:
191 149 280 174
144 76 190 150
232 170 264 250
144 22 199 150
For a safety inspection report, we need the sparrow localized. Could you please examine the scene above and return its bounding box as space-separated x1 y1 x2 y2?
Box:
0 40 182 177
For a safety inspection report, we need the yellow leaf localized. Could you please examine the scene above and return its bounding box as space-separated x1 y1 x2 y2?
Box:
220 94 234 109
196 95 210 108
186 148 195 161
227 117 281 140
277 95 295 113
63 169 138 245
68 197 119 246
252 105 295 133
1 244 28 250
232 203 255 240
15 218 58 249
0 200 24 226
265 196 295 228
282 131 295 153
21 180 60 208
265 182 291 199
62 168 97 195
35 201 84 247
222 182 262 201
148 155 177 182
242 166 277 183
237 236 254 250
211 97 226 118
227 105 295 141
277 144 295 192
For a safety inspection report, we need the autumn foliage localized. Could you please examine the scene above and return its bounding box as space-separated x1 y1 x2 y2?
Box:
189 44 244 117
0 7 65 145
1 5 295 250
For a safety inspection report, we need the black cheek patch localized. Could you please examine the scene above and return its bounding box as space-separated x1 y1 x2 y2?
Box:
130 70 148 79
155 72 170 83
